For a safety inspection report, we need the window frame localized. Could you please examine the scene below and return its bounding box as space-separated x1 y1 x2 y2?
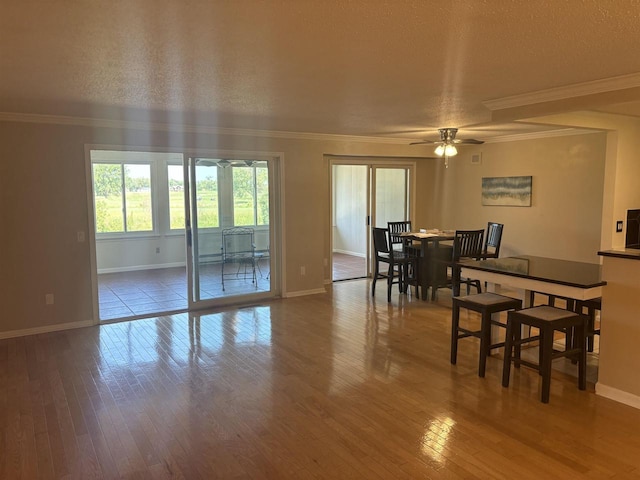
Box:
230 163 270 227
92 159 158 238
166 161 188 232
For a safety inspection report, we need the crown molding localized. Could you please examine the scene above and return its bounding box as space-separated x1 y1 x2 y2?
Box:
0 112 413 145
483 73 640 111
485 127 599 143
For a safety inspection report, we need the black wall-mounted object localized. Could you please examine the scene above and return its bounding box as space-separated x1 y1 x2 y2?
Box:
626 209 640 249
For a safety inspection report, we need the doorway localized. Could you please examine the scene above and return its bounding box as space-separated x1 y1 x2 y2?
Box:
88 149 279 322
331 160 414 281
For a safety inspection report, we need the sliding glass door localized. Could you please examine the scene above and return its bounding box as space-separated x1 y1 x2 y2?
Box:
331 161 413 281
371 166 411 228
185 157 274 308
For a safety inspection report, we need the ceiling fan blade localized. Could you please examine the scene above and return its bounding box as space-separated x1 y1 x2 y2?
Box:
453 138 484 145
409 140 436 145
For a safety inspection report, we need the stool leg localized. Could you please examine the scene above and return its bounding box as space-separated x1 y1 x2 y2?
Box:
577 321 587 391
513 319 522 368
538 330 544 375
587 306 595 352
451 303 460 365
502 318 514 387
478 312 491 377
540 327 554 403
565 325 574 353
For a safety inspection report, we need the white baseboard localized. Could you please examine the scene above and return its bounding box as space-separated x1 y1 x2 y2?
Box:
98 262 186 274
283 288 327 298
595 383 640 410
333 249 366 258
0 319 95 340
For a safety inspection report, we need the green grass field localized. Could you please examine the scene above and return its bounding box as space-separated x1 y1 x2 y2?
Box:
96 191 260 232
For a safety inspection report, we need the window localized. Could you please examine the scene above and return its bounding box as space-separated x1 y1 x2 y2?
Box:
93 163 153 233
194 165 220 228
167 164 185 229
91 153 269 235
232 164 269 226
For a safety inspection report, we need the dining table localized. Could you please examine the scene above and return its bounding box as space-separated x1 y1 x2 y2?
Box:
400 230 455 300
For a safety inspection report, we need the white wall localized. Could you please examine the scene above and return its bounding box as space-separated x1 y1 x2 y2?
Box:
97 234 185 272
521 112 640 250
96 228 271 272
438 132 607 263
332 165 367 257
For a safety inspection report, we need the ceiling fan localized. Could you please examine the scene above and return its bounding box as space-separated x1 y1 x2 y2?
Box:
195 158 259 167
410 127 484 156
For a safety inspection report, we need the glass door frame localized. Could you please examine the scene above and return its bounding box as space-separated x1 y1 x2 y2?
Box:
329 157 416 280
184 150 282 310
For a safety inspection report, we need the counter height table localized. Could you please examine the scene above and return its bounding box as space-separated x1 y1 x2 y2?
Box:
459 255 606 359
459 255 605 303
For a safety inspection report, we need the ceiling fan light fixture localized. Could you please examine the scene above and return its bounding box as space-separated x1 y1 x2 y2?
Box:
434 144 445 156
444 144 458 156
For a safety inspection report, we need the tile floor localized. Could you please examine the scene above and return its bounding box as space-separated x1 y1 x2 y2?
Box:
99 254 365 321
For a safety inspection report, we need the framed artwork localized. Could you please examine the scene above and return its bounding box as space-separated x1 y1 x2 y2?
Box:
482 176 532 207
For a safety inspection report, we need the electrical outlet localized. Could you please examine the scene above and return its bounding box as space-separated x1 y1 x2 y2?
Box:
77 231 85 242
45 294 54 305
616 220 624 233
300 266 306 276
156 247 160 253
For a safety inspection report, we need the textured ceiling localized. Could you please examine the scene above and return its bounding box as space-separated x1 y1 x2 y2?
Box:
1 0 640 141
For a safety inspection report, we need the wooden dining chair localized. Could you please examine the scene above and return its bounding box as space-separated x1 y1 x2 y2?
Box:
481 222 503 259
431 229 484 300
450 229 485 297
371 227 418 302
387 221 413 252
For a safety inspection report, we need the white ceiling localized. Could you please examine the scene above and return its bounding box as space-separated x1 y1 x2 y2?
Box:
1 0 640 142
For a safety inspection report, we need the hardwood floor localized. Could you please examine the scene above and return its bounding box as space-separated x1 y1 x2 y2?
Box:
1 280 638 479
332 252 366 281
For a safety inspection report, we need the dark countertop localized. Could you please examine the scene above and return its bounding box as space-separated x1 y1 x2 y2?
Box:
461 255 605 288
598 248 640 261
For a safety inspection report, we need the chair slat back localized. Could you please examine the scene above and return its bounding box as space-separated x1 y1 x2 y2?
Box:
453 229 485 261
484 222 503 257
387 221 412 247
222 227 255 259
372 227 390 256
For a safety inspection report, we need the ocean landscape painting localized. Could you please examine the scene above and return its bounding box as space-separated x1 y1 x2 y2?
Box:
482 176 532 206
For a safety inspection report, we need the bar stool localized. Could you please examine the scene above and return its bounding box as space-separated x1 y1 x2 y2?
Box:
576 297 601 352
451 293 522 377
502 306 587 403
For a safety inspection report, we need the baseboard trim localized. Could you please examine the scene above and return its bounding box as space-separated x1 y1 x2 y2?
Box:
283 288 327 298
0 320 95 340
333 249 366 258
595 383 640 410
98 262 186 274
